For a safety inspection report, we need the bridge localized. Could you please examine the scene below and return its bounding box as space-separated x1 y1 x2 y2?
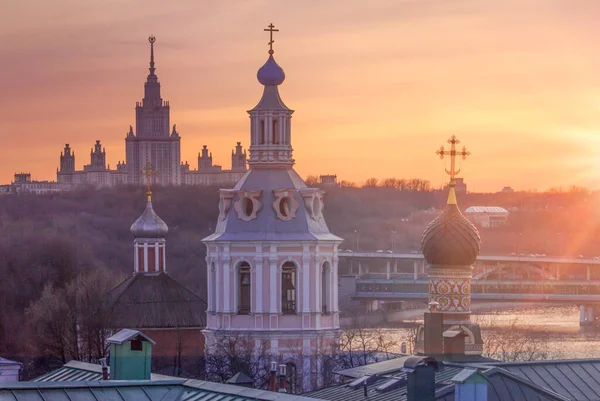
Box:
338 252 600 326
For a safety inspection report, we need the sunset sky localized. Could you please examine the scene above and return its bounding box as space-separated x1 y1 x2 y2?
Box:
2 0 600 192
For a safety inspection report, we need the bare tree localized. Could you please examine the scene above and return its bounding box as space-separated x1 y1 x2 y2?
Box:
205 333 271 388
338 315 398 369
473 314 555 362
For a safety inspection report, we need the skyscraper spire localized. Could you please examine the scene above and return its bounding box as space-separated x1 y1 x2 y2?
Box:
148 35 156 76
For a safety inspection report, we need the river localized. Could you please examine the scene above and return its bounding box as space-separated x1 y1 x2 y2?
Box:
381 305 600 359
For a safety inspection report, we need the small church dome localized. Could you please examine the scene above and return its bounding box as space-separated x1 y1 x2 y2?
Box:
131 200 168 238
421 202 481 266
257 55 285 86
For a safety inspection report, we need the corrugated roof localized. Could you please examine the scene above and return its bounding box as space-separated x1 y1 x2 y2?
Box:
28 362 319 401
479 359 600 401
435 368 571 401
106 272 206 329
33 361 174 382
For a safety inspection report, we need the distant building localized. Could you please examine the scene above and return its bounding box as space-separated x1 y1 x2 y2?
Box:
57 142 127 187
464 206 509 228
181 142 247 186
7 173 70 195
319 174 339 187
53 37 246 189
501 186 515 193
444 177 466 194
125 36 181 186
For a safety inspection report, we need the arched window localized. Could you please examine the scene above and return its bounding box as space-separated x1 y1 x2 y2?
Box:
282 262 297 314
210 262 216 312
238 262 251 314
322 261 331 313
286 362 297 394
272 119 278 144
259 120 265 144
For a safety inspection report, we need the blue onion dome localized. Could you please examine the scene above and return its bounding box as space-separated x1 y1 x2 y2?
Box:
257 54 285 86
421 189 481 266
131 199 168 238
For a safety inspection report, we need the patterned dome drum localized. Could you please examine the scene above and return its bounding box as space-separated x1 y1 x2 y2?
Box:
421 202 481 266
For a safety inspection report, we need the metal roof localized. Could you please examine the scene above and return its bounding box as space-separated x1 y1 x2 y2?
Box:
33 361 175 382
464 206 509 214
0 358 22 367
204 168 343 243
107 329 156 345
27 362 320 401
478 359 600 401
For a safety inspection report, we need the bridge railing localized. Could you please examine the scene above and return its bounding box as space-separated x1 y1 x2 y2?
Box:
356 279 600 296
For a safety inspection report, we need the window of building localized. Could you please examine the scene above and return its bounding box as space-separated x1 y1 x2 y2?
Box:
286 362 297 394
130 338 143 351
282 262 296 314
210 262 217 312
238 262 251 314
322 262 331 313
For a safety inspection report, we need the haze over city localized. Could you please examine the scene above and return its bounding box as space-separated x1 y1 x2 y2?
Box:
2 0 600 192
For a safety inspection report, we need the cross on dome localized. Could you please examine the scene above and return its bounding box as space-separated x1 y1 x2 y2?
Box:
436 135 470 184
141 162 159 201
264 23 279 54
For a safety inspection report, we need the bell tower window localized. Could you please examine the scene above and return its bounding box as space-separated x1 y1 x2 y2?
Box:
272 119 278 144
282 262 297 314
238 262 251 314
321 262 331 313
260 120 265 144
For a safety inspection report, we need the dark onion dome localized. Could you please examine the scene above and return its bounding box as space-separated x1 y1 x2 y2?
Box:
130 194 168 238
421 186 481 266
257 54 285 86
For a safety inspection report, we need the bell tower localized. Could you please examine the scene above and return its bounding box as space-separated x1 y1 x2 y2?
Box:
202 25 343 393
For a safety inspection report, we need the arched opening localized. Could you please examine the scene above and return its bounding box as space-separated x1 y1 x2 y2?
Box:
210 262 216 312
272 119 278 144
282 262 297 314
279 197 292 218
286 362 297 394
242 197 254 217
238 262 251 314
259 120 265 144
322 261 331 313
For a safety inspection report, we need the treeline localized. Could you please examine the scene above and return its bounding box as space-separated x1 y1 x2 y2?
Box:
0 182 599 377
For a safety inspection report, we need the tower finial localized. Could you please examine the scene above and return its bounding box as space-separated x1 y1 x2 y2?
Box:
435 135 470 204
148 35 156 75
264 23 279 55
141 162 159 202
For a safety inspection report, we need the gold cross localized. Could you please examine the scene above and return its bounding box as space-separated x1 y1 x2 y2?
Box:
435 135 470 183
264 23 279 54
141 162 159 200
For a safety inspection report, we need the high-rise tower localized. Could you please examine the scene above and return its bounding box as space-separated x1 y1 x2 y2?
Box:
202 25 343 393
126 36 181 186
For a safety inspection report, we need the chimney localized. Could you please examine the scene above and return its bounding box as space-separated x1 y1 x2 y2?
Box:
424 311 443 355
451 369 488 401
106 329 155 380
404 356 439 401
443 328 467 357
278 364 287 393
100 358 109 380
269 361 277 392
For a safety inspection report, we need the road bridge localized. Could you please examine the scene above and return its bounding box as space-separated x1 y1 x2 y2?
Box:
340 252 600 326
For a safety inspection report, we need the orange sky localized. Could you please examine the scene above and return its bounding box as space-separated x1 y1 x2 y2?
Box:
2 0 600 192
